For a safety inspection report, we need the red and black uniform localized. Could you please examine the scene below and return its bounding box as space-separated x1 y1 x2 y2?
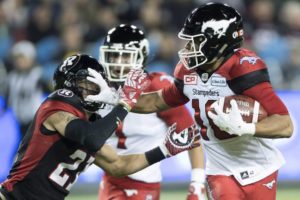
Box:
1 89 94 200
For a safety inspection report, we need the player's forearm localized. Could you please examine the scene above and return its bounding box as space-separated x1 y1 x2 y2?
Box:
254 114 293 138
105 154 149 177
65 105 128 152
132 90 170 113
188 146 205 169
97 147 167 177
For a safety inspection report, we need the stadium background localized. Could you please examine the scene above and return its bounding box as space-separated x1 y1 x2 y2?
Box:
0 0 300 199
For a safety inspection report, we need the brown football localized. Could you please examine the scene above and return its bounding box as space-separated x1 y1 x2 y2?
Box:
210 95 268 123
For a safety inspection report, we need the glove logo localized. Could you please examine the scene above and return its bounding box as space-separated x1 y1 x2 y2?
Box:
163 123 200 156
171 130 189 146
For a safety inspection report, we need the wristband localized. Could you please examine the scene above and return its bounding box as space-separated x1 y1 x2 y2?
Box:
191 168 205 183
145 147 166 165
245 123 256 135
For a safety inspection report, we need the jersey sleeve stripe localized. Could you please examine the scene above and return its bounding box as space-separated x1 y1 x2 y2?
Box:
228 69 270 94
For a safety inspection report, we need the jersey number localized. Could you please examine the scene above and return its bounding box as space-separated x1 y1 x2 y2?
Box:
192 99 236 141
49 149 94 191
115 122 127 149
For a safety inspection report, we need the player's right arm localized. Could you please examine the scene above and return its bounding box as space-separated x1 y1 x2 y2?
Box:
43 104 129 152
132 90 170 113
43 111 78 135
133 63 190 113
133 82 189 114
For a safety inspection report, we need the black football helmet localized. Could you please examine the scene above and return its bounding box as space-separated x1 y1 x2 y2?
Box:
178 3 244 70
53 54 106 112
99 24 149 82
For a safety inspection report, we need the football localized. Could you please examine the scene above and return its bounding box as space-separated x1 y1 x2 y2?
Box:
210 95 268 123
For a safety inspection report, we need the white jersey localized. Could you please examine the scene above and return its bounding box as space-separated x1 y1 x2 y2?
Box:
165 48 287 186
100 106 166 183
100 72 195 183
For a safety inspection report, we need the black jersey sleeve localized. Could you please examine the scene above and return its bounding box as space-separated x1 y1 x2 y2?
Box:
227 68 270 94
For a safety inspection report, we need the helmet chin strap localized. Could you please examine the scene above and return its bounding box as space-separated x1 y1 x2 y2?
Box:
205 56 225 73
204 44 228 72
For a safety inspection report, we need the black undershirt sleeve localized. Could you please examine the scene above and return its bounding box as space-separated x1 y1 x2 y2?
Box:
65 105 128 152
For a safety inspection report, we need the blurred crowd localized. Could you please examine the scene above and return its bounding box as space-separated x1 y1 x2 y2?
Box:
0 0 300 134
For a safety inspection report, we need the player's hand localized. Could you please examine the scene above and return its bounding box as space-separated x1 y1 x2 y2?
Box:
186 182 206 200
118 69 151 110
85 68 119 105
208 100 255 136
160 123 201 157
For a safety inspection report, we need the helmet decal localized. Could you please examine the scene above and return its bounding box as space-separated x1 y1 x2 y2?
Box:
59 56 77 73
178 3 243 70
201 17 236 39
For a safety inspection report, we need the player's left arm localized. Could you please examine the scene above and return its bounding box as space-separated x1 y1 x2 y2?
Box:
186 146 206 200
157 95 206 200
94 144 149 177
243 82 293 138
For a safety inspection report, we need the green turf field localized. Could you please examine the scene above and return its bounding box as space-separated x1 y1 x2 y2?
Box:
67 188 300 200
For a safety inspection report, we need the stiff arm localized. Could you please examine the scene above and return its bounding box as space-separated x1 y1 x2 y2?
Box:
94 145 150 177
132 90 171 113
94 123 202 177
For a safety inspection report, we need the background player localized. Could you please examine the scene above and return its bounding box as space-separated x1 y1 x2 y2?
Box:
0 54 200 200
131 3 293 200
94 24 206 200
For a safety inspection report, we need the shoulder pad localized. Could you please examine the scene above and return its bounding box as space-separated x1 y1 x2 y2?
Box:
230 48 267 79
47 89 84 113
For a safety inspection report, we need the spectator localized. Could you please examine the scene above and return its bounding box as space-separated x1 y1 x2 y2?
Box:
5 40 47 137
0 60 7 97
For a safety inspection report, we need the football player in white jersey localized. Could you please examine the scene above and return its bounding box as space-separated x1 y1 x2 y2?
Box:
131 3 294 200
96 24 206 200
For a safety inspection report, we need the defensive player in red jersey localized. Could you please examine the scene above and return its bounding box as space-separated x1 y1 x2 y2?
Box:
92 24 206 200
131 3 293 200
0 54 200 200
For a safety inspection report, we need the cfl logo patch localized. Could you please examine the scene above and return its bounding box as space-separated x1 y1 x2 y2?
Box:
184 75 198 85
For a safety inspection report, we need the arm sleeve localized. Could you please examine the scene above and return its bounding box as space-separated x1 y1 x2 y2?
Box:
161 79 189 107
158 105 194 132
65 105 129 152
